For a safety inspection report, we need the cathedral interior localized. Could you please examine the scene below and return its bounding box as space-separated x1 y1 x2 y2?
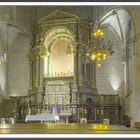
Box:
0 5 140 133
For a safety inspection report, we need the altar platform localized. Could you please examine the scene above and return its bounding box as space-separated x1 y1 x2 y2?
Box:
0 123 139 134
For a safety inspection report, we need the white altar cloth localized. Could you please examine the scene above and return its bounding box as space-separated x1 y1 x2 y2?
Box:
25 113 59 122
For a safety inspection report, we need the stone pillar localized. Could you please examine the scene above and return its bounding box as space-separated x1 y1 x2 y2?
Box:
39 55 44 86
87 59 91 87
84 62 86 81
28 108 31 115
71 45 78 103
77 107 80 123
32 60 36 88
29 60 33 90
38 56 40 86
82 55 87 86
77 52 83 86
90 61 96 88
92 61 96 88
35 57 39 86
73 48 78 81
72 90 77 103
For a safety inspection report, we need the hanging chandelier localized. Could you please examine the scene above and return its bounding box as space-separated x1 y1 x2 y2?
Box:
88 27 114 67
87 7 114 67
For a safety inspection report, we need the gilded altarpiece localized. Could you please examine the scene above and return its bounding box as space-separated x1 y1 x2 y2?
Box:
28 9 98 122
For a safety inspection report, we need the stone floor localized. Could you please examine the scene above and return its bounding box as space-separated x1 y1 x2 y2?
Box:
0 123 140 134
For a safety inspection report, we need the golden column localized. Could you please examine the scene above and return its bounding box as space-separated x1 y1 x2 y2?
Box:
29 60 33 90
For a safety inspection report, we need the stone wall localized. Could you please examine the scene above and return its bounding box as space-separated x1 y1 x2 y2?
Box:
99 6 140 124
0 6 33 99
125 6 140 123
0 6 16 23
15 6 36 33
7 33 30 97
0 33 6 99
95 6 140 125
96 26 124 96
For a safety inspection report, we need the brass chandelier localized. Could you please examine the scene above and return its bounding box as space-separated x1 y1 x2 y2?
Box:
87 7 114 67
87 27 114 67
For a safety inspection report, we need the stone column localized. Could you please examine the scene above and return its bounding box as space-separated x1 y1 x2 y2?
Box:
29 60 33 90
38 56 40 86
91 61 96 88
32 60 36 88
72 90 77 103
77 50 83 86
73 46 78 81
71 48 78 119
89 60 95 88
87 59 91 87
71 45 78 103
39 55 44 86
28 108 31 115
35 57 39 87
82 55 87 86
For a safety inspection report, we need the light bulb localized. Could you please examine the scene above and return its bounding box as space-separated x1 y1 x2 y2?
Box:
97 57 101 61
91 54 96 60
97 63 101 67
91 57 96 60
103 53 107 57
97 29 101 33
93 32 97 37
103 56 107 60
100 32 104 36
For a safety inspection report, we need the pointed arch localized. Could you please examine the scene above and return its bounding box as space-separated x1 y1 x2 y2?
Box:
99 7 136 45
99 8 134 96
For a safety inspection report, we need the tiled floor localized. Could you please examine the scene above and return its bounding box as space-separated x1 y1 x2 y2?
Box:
0 123 139 134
